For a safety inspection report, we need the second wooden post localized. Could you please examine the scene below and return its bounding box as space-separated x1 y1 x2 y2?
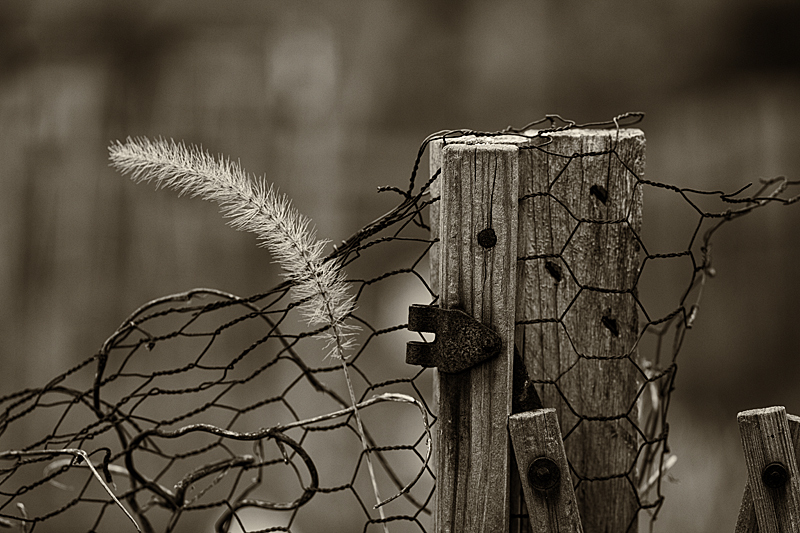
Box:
516 129 644 532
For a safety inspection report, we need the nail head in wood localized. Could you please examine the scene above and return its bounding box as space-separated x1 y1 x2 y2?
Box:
528 456 560 492
762 462 789 489
477 227 497 249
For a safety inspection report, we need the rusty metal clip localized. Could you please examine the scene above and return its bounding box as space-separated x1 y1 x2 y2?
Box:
405 304 502 373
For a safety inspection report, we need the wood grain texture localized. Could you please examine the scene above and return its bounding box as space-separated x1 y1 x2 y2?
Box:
429 140 443 302
737 407 800 533
434 141 519 533
516 129 644 532
736 414 800 533
509 408 584 533
737 483 760 533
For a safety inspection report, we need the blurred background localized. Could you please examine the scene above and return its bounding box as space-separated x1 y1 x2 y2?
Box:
1 0 799 531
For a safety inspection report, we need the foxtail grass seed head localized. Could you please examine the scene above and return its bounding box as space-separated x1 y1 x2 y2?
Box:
109 137 357 359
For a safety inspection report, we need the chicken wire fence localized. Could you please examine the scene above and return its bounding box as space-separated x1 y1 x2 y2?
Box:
0 114 798 533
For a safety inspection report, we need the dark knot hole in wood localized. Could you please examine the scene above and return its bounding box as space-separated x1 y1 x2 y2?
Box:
544 260 563 283
601 312 620 337
590 184 609 205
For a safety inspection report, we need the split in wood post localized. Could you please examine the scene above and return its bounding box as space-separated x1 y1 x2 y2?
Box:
509 408 584 533
737 406 800 533
430 139 519 533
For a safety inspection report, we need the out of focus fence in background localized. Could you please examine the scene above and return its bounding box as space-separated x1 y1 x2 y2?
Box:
3 3 800 531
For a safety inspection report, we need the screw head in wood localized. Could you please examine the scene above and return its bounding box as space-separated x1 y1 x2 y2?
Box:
477 228 497 249
762 462 789 489
528 456 560 492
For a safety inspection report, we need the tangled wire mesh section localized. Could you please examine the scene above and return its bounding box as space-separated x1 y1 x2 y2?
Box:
0 175 440 532
1 114 799 533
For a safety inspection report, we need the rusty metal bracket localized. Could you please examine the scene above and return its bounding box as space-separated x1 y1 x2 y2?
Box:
405 304 502 373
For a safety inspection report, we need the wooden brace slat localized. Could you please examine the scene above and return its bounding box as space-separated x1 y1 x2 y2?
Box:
737 406 800 533
509 408 584 533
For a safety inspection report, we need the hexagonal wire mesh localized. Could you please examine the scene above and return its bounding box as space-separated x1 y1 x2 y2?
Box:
0 114 797 533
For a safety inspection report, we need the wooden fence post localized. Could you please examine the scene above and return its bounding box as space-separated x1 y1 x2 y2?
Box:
735 412 800 532
737 407 800 533
516 129 644 532
431 138 519 532
428 128 643 532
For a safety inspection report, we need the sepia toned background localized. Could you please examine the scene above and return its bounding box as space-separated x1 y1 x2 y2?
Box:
1 1 800 531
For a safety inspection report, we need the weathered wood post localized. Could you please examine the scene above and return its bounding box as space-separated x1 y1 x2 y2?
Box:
430 138 519 532
516 129 644 532
426 127 644 532
736 407 800 533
